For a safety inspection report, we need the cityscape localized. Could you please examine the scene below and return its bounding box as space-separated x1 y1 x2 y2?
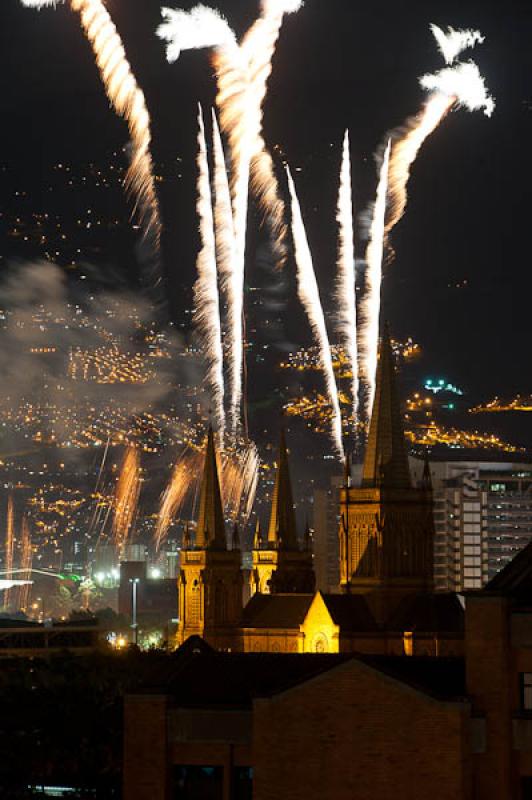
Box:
1 0 531 799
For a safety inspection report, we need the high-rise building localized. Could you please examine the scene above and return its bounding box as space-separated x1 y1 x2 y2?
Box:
409 459 532 591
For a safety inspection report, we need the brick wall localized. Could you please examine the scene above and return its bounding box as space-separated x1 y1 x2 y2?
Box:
253 658 471 800
123 694 169 800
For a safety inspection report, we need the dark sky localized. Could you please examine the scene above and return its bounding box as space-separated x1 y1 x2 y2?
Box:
1 0 531 410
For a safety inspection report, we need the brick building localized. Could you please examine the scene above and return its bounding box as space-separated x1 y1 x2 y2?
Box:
124 553 532 799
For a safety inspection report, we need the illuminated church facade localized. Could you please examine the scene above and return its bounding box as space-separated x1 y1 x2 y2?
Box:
176 329 463 656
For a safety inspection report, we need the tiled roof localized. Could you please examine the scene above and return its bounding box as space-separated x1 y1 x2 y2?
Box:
241 593 314 628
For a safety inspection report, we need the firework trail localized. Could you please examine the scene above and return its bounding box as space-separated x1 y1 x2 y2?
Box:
155 450 201 551
221 440 260 523
194 105 225 436
216 2 302 425
286 167 344 460
381 27 494 251
211 109 237 311
21 0 161 260
3 494 15 609
158 3 301 432
240 0 302 261
430 24 484 65
360 140 391 418
17 516 33 612
112 446 141 553
335 130 359 427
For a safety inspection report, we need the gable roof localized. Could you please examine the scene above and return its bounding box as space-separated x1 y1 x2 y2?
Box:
386 592 464 633
321 593 378 632
135 639 465 707
241 593 314 628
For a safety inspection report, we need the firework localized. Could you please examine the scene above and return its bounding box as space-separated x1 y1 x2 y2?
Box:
360 140 391 418
383 28 494 251
218 1 302 428
112 446 141 552
155 450 201 551
221 440 260 523
212 41 249 435
157 4 236 61
3 494 15 609
240 0 300 263
430 24 484 65
335 130 359 428
20 0 59 6
22 0 161 257
420 61 495 116
286 166 344 459
17 516 33 612
211 108 237 303
194 106 225 436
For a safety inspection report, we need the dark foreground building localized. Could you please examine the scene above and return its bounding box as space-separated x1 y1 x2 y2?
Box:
124 552 532 800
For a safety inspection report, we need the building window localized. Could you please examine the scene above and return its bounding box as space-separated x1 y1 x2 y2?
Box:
520 673 532 711
173 766 223 800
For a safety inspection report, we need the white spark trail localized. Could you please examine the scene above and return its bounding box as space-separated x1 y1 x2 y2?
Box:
430 24 484 65
211 109 239 430
194 105 225 437
383 28 494 250
21 0 161 257
286 166 344 460
361 140 391 418
157 2 302 432
335 130 358 426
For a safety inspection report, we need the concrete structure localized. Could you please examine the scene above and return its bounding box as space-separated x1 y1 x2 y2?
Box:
410 460 532 592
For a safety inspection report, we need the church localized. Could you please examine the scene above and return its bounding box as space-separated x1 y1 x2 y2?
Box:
124 330 532 800
175 328 463 656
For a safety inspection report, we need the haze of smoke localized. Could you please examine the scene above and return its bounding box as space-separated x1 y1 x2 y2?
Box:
0 262 200 446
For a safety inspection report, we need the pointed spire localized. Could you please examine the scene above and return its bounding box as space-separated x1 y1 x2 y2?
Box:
267 428 298 549
195 426 226 549
362 324 411 489
232 522 240 550
253 519 262 550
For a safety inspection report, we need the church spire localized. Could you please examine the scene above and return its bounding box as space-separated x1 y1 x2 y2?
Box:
267 428 297 549
362 324 411 490
195 426 226 549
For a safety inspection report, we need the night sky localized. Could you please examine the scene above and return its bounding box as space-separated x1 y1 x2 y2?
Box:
1 0 531 424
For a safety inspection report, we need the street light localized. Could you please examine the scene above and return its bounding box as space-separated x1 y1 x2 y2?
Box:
129 578 140 645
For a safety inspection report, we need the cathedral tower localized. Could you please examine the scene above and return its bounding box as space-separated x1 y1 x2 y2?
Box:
338 326 434 622
251 430 315 595
177 427 242 649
